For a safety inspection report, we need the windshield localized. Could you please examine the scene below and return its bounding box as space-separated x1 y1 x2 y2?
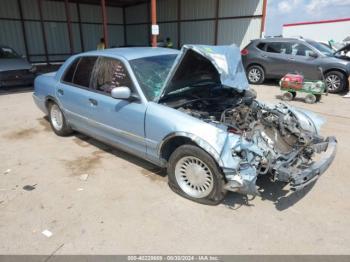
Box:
130 54 177 101
0 47 20 58
306 41 334 57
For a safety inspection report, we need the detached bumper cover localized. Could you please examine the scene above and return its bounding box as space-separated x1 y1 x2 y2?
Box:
289 136 337 191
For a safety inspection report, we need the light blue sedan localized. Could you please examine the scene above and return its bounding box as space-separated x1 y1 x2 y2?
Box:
33 45 337 205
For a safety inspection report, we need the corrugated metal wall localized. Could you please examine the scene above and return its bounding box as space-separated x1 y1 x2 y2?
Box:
0 0 263 62
125 0 263 48
124 3 149 46
0 0 124 63
218 0 263 47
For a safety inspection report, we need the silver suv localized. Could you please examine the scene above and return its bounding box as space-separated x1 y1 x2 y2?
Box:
241 37 350 93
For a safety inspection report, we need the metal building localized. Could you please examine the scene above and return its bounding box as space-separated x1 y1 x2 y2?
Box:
0 0 267 63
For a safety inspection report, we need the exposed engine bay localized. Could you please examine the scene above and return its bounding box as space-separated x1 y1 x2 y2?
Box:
161 86 336 195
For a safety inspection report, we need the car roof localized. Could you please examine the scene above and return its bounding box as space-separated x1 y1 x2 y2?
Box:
83 47 180 60
253 37 314 43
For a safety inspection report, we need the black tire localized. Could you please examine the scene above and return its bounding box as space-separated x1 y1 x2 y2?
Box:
167 145 227 205
315 94 322 102
325 71 347 93
290 91 297 99
247 65 265 84
282 92 293 101
305 94 317 104
48 102 73 136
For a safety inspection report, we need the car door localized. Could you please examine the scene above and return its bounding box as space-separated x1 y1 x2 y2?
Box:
264 42 293 77
87 56 147 157
289 43 322 79
57 56 98 132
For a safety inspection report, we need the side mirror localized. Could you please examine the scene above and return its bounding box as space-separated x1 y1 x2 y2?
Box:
111 86 131 100
309 52 318 59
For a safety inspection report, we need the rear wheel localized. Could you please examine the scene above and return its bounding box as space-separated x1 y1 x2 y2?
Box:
48 102 73 136
325 71 346 93
282 92 293 101
247 65 265 84
315 94 322 102
167 145 226 205
305 94 317 104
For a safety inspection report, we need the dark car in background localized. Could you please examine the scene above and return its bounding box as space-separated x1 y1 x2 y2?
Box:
0 45 36 88
241 37 350 93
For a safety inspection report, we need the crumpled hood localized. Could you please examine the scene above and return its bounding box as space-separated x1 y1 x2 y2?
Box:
0 58 31 72
157 44 250 101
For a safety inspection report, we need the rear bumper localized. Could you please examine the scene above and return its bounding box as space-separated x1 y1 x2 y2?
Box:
290 136 337 191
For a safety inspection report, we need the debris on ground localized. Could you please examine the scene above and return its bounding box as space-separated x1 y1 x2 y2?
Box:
41 229 53 238
3 169 11 175
79 174 89 181
23 184 37 191
76 188 84 191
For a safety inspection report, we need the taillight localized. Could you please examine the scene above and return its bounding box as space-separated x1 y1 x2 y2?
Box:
241 49 249 56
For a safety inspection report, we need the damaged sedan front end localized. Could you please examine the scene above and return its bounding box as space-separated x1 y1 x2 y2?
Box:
220 101 337 195
156 45 337 197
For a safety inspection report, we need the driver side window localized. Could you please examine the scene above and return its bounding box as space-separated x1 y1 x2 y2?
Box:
91 56 133 95
292 43 314 57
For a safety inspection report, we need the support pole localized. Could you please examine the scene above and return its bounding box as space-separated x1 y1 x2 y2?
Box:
76 3 85 52
261 0 268 36
177 0 181 49
64 0 74 54
151 0 157 47
17 0 29 59
101 0 109 48
37 0 49 63
214 0 220 45
123 7 127 46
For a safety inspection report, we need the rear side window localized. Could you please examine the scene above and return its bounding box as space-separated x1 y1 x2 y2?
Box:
62 58 79 83
72 56 98 88
266 42 293 54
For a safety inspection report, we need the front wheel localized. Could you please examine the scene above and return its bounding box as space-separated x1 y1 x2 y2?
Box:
325 71 347 93
49 102 73 136
167 145 227 205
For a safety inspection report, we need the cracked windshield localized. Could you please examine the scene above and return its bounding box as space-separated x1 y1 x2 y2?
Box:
130 54 178 100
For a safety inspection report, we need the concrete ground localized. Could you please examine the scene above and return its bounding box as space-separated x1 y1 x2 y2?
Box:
0 84 349 255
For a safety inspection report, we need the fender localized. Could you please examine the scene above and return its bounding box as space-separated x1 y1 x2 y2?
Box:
158 131 224 167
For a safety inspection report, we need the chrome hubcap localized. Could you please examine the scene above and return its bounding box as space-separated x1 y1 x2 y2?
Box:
326 75 341 91
174 156 214 198
248 68 261 83
50 104 63 131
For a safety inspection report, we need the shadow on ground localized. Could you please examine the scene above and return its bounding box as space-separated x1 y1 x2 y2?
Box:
0 85 33 95
74 132 167 179
222 175 316 211
39 117 314 211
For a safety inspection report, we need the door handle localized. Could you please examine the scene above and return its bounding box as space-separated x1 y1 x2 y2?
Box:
58 89 64 95
89 98 98 106
288 57 295 61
